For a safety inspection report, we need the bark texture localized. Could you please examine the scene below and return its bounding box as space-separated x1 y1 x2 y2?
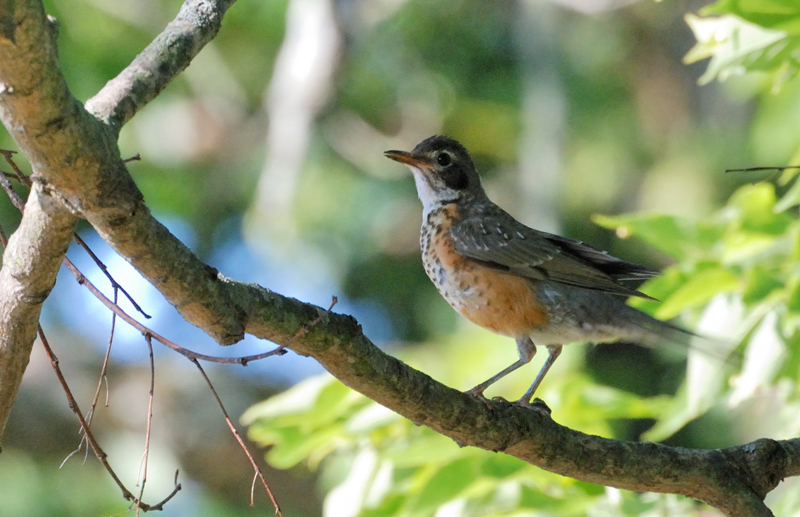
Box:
0 1 796 516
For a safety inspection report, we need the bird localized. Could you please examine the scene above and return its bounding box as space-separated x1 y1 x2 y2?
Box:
384 135 692 407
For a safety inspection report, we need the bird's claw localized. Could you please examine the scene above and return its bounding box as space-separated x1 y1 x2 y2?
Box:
516 397 552 416
465 388 496 409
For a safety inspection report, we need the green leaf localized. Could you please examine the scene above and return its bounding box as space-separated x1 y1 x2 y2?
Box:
519 485 588 514
345 404 401 434
684 13 799 88
728 183 792 233
241 374 333 423
264 424 343 469
385 433 467 468
702 0 800 31
309 378 363 427
774 177 800 211
621 497 659 515
412 458 480 513
592 213 690 260
324 447 388 517
743 266 786 304
656 268 740 319
721 230 779 263
480 454 527 479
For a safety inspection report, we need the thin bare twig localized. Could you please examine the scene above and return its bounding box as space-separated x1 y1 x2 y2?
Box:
134 335 156 516
38 325 181 510
72 233 152 318
726 165 800 173
62 254 306 364
0 166 24 212
192 359 284 516
58 254 335 514
0 149 28 184
0 147 327 513
87 288 118 428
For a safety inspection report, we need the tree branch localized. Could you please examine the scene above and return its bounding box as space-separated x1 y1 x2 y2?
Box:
85 0 237 130
0 187 75 441
0 0 236 440
0 1 81 443
0 0 797 515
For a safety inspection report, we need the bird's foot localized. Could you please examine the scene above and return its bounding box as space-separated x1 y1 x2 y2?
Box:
515 397 552 416
465 388 495 409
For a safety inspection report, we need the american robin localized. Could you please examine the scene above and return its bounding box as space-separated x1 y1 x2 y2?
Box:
385 135 690 406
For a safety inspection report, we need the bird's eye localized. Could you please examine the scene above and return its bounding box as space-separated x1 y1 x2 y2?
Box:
437 152 452 166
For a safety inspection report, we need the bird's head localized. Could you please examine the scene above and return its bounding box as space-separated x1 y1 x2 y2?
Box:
385 135 486 215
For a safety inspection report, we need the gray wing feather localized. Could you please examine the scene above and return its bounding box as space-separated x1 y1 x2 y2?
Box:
451 212 657 300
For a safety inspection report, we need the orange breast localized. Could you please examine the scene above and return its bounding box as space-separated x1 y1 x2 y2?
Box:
422 205 549 337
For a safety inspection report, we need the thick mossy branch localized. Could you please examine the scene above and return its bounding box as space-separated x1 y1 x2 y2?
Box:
0 0 236 441
0 1 797 516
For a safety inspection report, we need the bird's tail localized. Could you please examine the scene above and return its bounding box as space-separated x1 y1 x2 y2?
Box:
623 306 737 366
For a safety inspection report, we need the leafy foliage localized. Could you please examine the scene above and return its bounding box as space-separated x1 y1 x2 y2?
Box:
598 182 800 441
685 0 800 89
244 3 800 510
245 178 800 516
244 376 678 517
6 0 800 515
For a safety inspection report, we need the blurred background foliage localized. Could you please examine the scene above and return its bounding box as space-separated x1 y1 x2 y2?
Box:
1 0 800 515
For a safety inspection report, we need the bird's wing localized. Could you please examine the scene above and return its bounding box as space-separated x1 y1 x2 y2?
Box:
450 211 658 300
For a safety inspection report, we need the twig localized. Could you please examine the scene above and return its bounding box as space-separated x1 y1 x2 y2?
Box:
72 233 151 318
87 288 118 427
62 254 307 364
725 165 800 173
0 149 29 184
0 165 25 212
191 359 284 516
134 335 156 516
38 325 180 510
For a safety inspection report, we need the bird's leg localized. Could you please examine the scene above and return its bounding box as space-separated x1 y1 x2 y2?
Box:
517 344 562 406
466 336 536 399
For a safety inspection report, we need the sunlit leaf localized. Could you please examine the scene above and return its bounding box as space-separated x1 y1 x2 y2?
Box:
721 230 779 263
241 374 333 422
743 265 786 304
702 0 800 31
728 313 785 406
592 213 690 260
385 433 466 468
412 458 480 513
309 379 364 427
656 268 740 319
264 424 344 469
346 403 401 434
480 454 527 479
774 177 800 211
324 447 383 517
729 183 792 233
684 13 800 89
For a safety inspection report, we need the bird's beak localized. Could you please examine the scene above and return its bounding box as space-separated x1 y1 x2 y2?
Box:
384 150 432 170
